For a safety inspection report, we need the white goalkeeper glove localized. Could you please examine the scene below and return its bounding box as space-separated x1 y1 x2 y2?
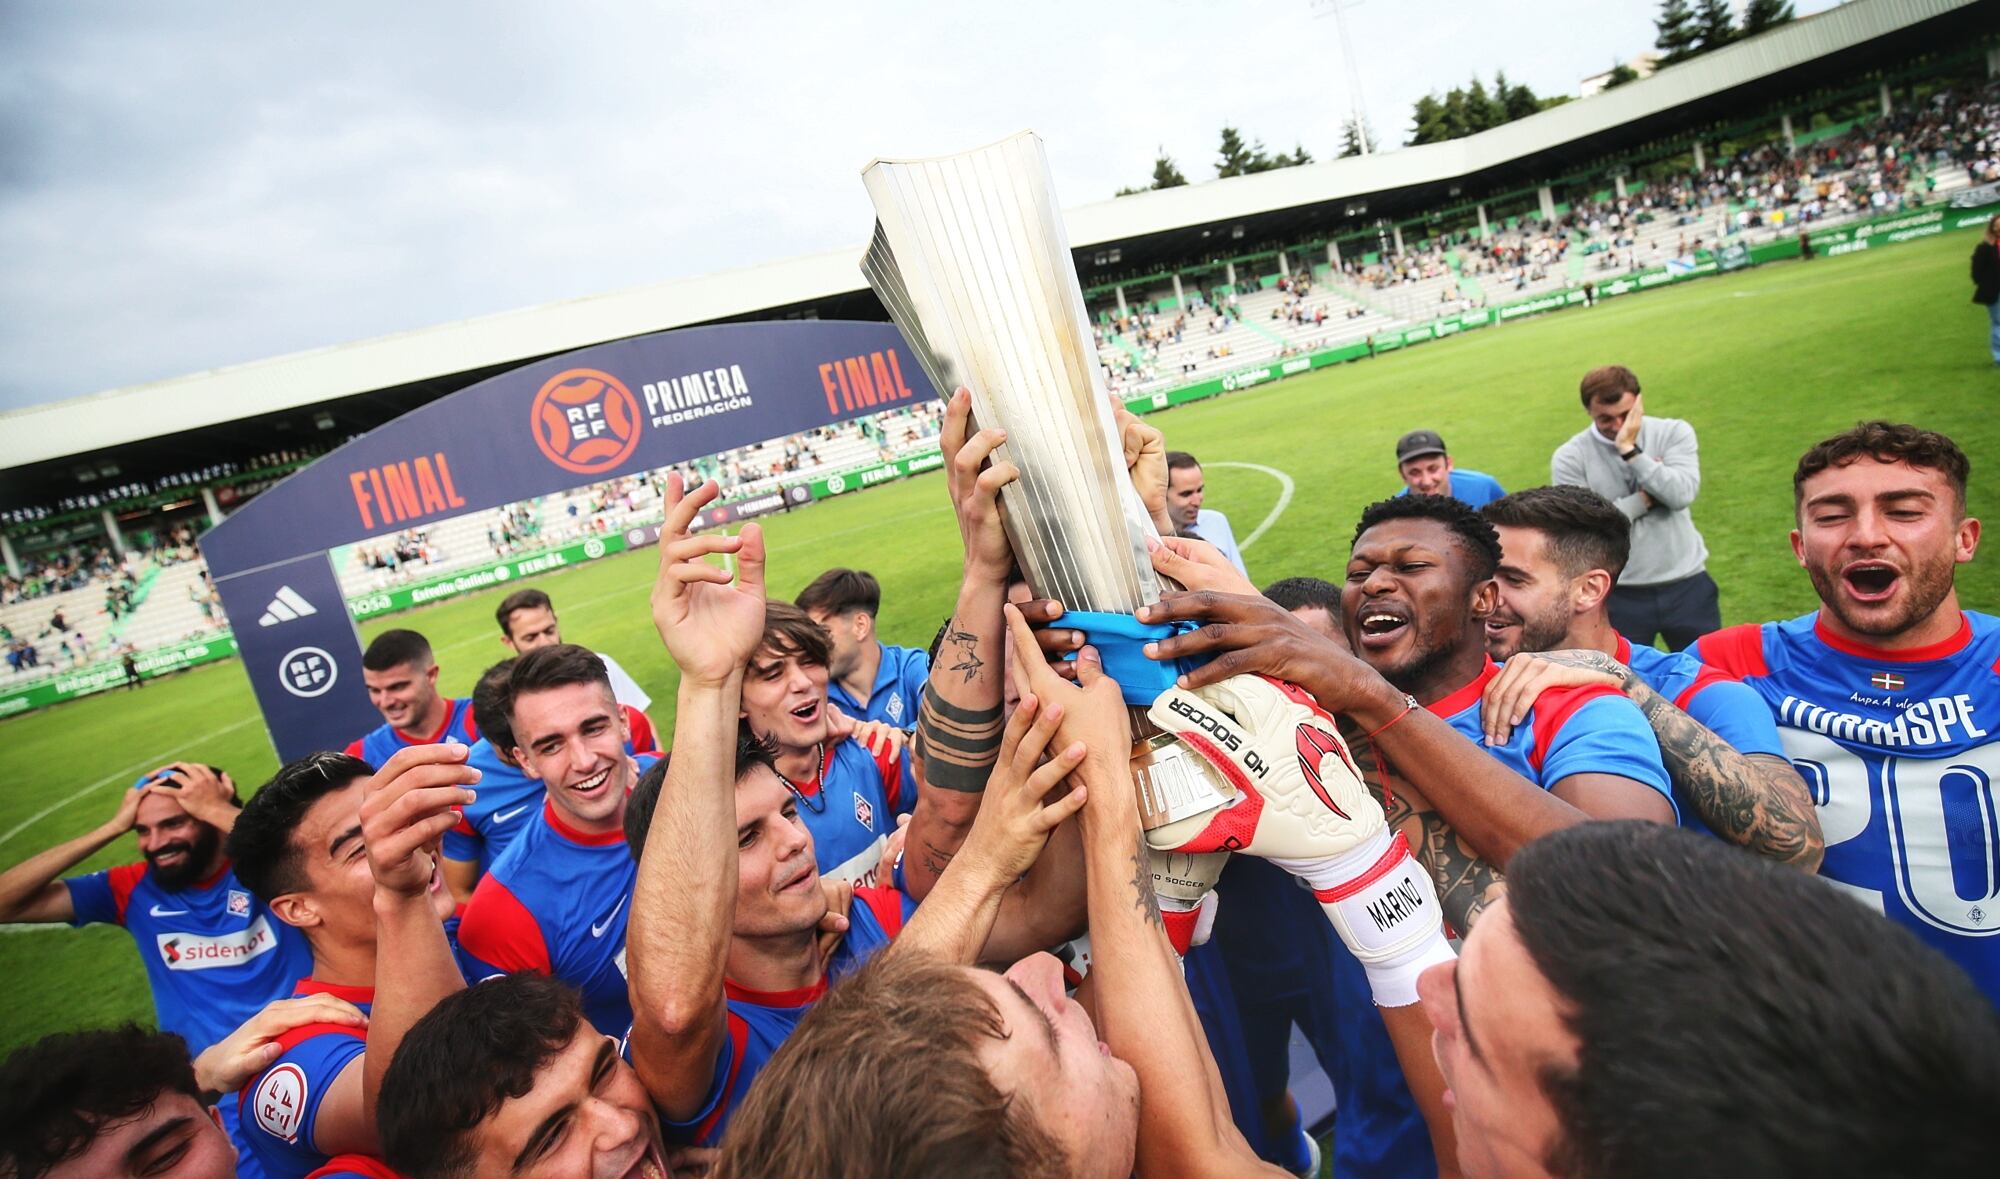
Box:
1149 849 1226 957
1147 674 1454 1006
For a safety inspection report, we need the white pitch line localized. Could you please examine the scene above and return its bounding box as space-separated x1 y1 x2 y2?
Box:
1209 462 1295 551
0 714 263 852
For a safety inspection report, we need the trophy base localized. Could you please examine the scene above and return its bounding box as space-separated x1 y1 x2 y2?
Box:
1130 730 1235 835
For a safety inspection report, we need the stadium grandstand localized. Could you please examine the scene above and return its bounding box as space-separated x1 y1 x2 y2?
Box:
1 0 1994 710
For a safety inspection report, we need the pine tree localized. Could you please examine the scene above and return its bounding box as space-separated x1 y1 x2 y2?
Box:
1655 0 1700 63
1150 149 1188 189
1497 71 1543 122
1466 75 1503 133
1284 142 1314 167
1216 126 1263 177
1692 0 1738 53
1602 61 1642 90
1742 0 1795 35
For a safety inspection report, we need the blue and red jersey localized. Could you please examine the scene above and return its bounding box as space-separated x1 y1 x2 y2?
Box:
1437 659 1675 812
786 736 910 886
345 698 478 766
65 860 312 1055
455 757 659 1040
666 886 915 1146
239 980 374 1179
1700 612 2000 1001
826 642 930 728
305 1156 402 1179
1614 635 1784 839
442 705 658 874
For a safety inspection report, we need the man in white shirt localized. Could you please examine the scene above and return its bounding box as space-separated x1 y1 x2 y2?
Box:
1165 451 1248 576
495 586 652 712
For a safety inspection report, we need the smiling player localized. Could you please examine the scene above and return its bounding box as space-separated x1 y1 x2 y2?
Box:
1698 421 2000 1001
345 630 478 763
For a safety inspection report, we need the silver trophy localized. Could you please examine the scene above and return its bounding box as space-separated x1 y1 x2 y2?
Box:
861 131 1229 830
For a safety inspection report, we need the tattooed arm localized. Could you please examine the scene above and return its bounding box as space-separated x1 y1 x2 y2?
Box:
1483 650 1824 872
900 389 1013 899
1342 721 1507 934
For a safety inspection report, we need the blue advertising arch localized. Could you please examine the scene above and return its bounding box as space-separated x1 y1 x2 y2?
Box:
202 320 937 761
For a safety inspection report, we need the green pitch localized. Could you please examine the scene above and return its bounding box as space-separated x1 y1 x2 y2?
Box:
3 227 1994 1050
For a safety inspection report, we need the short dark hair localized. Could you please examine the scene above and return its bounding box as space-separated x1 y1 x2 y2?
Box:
363 628 434 672
795 568 882 619
1165 450 1201 473
379 974 586 1179
0 1026 203 1179
1482 486 1631 581
1262 576 1341 614
1509 822 2000 1179
755 601 830 669
714 952 1064 1179
471 659 518 754
506 644 612 728
625 731 781 861
1794 420 1971 512
227 752 374 901
1577 365 1640 408
1353 495 1502 582
495 588 554 638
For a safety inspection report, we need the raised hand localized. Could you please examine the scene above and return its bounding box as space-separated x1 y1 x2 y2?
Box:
941 387 1018 582
649 474 768 686
825 702 906 766
1147 535 1256 596
1616 392 1645 453
103 780 149 836
360 744 479 900
146 762 238 828
1480 650 1630 746
1113 399 1171 534
194 994 368 1094
1139 590 1396 717
1002 603 1131 778
953 694 1090 884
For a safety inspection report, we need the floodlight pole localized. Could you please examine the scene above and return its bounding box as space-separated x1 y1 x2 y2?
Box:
1314 0 1373 155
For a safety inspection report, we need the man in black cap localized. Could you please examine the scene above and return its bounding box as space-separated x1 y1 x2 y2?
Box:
1394 430 1507 507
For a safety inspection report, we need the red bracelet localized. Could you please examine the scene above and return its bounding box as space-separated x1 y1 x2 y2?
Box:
1365 693 1421 739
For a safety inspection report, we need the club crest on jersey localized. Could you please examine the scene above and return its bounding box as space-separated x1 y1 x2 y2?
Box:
228 889 251 917
885 692 905 724
1870 672 1906 692
853 794 875 832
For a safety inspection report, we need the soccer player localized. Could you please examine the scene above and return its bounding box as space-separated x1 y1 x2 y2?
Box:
1697 422 2000 1001
494 586 654 715
625 475 1084 1147
1261 574 1347 646
376 973 673 1179
1165 451 1248 575
796 567 931 728
0 1026 240 1179
0 763 311 1179
1477 485 1824 869
439 657 659 903
1392 429 1506 507
455 644 661 1039
344 629 477 763
738 599 912 885
226 746 472 1179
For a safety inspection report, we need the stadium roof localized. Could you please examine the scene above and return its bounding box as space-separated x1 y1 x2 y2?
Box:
1 0 1986 477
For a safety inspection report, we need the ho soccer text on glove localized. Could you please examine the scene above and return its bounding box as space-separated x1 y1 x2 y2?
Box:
1146 674 1455 1005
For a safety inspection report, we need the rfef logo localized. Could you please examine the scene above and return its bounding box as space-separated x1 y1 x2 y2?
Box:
531 368 642 475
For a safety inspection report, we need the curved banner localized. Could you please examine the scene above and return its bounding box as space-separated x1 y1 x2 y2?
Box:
204 320 937 761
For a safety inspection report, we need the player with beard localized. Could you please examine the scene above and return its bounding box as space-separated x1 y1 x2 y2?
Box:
1696 421 2000 1001
456 644 662 1039
345 629 478 764
440 658 661 902
1141 494 1672 934
227 746 474 1179
625 474 1086 1148
1476 486 1824 870
0 763 311 1179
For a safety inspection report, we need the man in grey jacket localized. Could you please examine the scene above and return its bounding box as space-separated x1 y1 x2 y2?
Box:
1551 365 1719 650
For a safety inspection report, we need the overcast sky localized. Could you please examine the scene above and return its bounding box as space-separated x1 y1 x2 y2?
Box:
0 0 1843 411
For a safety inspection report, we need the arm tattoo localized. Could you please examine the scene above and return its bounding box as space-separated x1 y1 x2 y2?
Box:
1634 686 1823 870
914 681 1004 793
1343 720 1505 934
943 629 986 684
1128 833 1164 929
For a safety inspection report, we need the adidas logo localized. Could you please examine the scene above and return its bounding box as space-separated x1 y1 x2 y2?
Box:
257 586 319 627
